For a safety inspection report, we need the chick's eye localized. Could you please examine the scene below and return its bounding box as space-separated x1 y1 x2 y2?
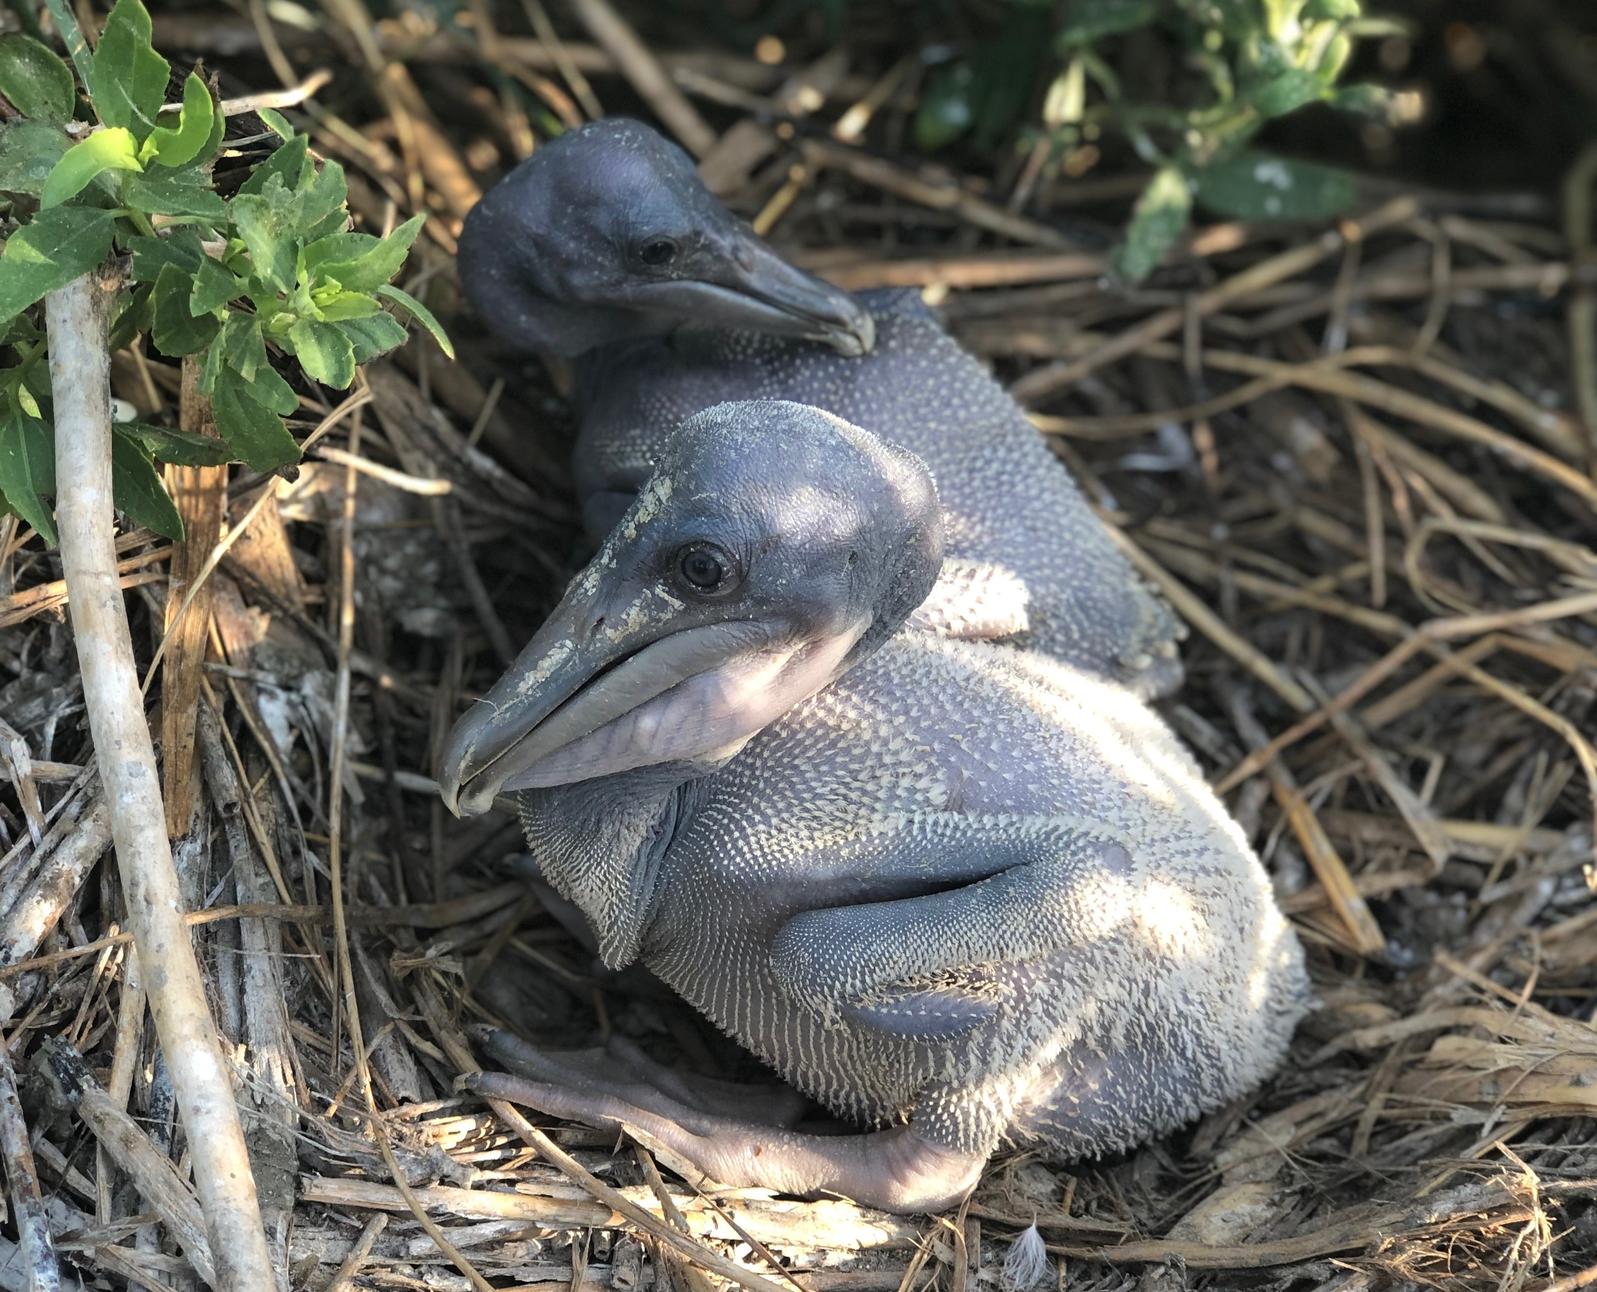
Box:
639 238 678 267
677 543 730 592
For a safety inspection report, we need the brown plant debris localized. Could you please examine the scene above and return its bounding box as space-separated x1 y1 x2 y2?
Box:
1 3 1594 1289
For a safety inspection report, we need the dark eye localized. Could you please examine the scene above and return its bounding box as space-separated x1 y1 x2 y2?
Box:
639 237 678 267
676 543 731 592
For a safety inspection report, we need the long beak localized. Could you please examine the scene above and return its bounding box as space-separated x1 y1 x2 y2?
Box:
437 567 864 818
650 232 875 357
440 573 758 817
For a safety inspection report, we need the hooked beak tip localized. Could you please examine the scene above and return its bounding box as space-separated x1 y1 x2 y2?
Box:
436 767 465 819
436 722 484 819
827 310 875 357
440 769 498 819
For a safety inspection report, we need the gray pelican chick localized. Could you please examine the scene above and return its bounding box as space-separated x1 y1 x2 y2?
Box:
458 119 1184 697
438 400 1308 1214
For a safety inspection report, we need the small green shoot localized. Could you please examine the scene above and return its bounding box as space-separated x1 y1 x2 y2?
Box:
0 0 448 541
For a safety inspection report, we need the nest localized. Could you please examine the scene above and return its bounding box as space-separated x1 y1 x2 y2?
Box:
1 3 1594 1289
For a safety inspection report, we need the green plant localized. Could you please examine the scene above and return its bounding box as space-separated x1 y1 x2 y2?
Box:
914 0 1397 279
0 0 451 545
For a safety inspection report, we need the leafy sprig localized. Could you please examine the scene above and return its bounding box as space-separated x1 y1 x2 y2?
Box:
913 0 1398 280
0 0 451 542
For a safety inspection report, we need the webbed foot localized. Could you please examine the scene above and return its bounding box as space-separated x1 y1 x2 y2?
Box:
460 1029 984 1214
469 1028 807 1128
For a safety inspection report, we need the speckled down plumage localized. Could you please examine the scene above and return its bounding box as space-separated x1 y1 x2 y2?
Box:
575 293 1184 696
440 400 1308 1205
515 631 1309 1162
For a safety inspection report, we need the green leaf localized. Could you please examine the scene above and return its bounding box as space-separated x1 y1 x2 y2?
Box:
303 212 421 292
219 313 267 381
237 133 307 197
123 169 227 218
198 329 228 393
258 107 293 140
127 228 205 283
286 318 355 388
1246 66 1323 118
89 0 170 142
1329 82 1393 119
0 206 117 325
972 7 1049 150
191 256 244 314
110 428 183 538
248 363 299 416
141 71 216 168
1111 166 1192 283
0 410 58 544
299 232 370 280
1193 149 1357 221
231 176 298 294
1314 30 1353 84
109 281 153 349
1058 0 1159 46
213 366 299 471
1304 0 1359 17
0 34 76 121
297 159 349 242
339 311 407 364
40 0 94 89
315 290 379 321
1 313 42 348
117 420 232 466
151 263 219 355
238 364 297 416
376 284 453 358
914 62 976 151
0 120 69 196
40 127 142 207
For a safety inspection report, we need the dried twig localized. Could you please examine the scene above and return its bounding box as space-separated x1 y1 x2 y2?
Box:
0 1044 60 1292
47 272 274 1290
158 358 227 834
323 1213 387 1292
41 1040 217 1286
568 0 716 157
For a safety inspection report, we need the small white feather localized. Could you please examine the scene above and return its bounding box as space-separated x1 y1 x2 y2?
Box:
1000 1222 1050 1292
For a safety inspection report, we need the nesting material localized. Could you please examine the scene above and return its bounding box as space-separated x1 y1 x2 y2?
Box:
0 5 1593 1289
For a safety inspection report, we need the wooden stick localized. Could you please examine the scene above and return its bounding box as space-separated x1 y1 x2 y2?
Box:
300 1174 924 1254
159 357 228 834
42 1040 216 1286
0 793 111 971
1032 339 1597 507
197 697 298 1284
0 883 530 979
48 272 274 1291
0 1044 60 1291
570 0 716 158
1222 684 1387 958
801 137 1073 250
1045 1180 1535 1268
325 415 496 1292
1105 528 1316 715
322 1213 387 1292
1009 198 1420 402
